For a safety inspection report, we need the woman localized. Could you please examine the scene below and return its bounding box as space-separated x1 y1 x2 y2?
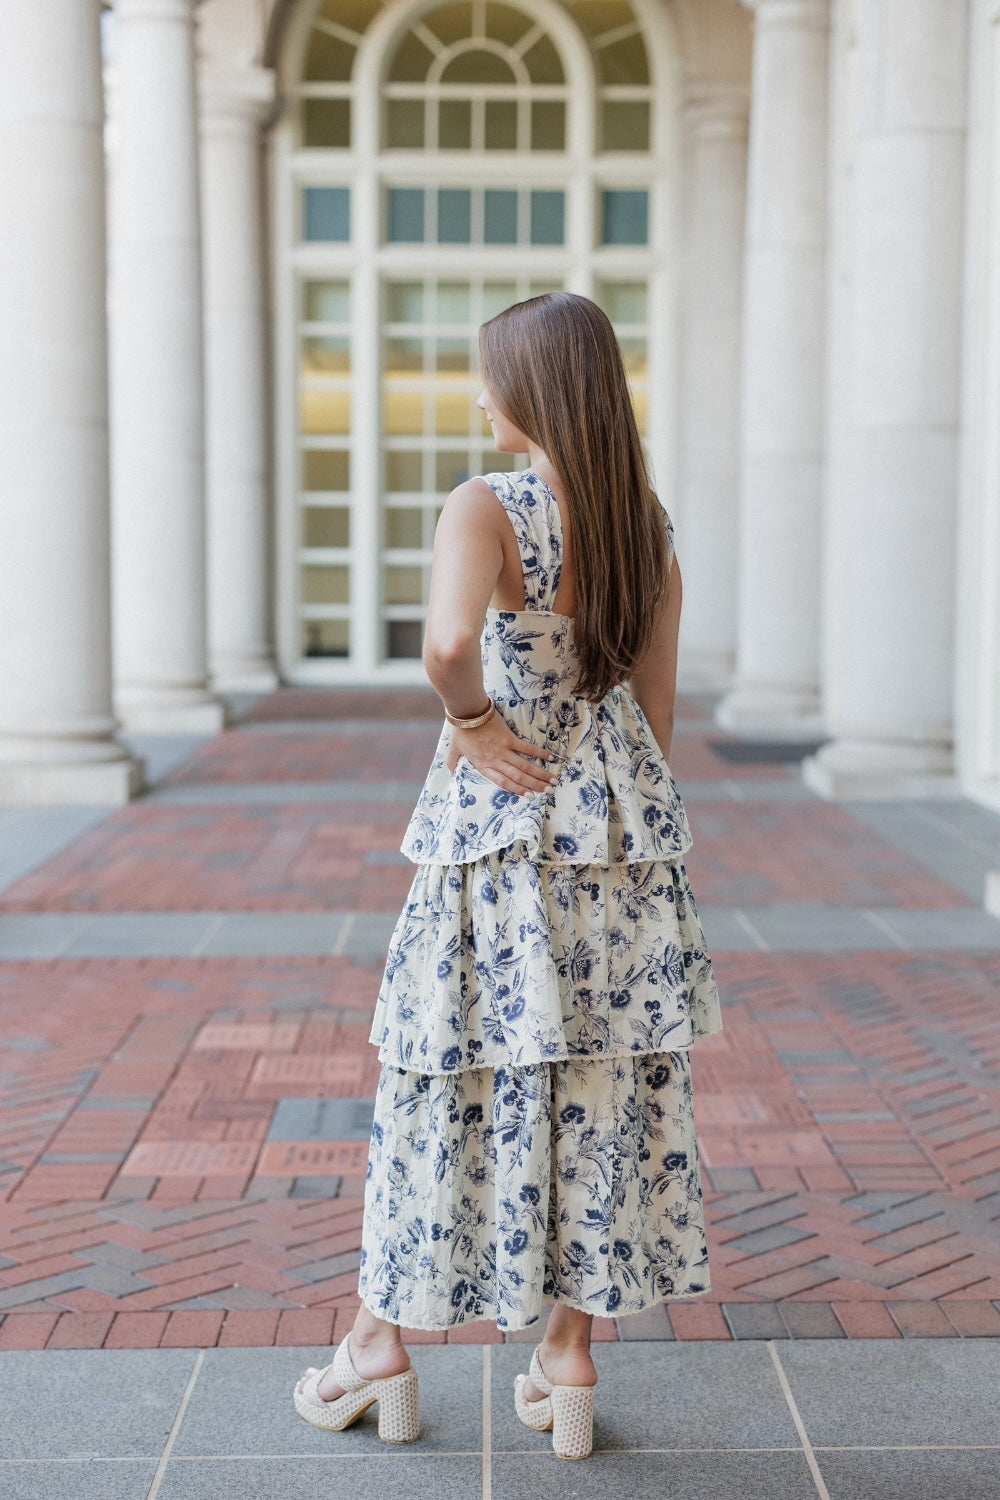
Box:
294 292 721 1460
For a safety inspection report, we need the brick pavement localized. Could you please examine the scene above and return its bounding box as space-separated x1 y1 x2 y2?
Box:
0 687 998 1349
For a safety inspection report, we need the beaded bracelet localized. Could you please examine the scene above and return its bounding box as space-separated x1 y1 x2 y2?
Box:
444 699 495 730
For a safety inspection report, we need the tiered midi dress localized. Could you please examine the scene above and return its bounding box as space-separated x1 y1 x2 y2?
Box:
359 469 722 1331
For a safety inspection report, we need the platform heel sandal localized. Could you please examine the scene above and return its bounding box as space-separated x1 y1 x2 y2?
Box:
550 1383 595 1460
514 1346 595 1460
294 1335 420 1444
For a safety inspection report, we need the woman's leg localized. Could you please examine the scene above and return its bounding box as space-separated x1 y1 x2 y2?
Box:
295 1303 410 1402
522 1303 598 1400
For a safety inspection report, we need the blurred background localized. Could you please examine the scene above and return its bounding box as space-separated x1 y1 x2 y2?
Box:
1 0 998 810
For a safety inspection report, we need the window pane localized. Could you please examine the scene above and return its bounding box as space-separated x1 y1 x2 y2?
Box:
303 336 350 374
385 509 424 548
530 100 565 151
442 49 514 83
602 100 650 152
301 389 351 434
485 2 534 47
385 337 425 372
484 189 518 244
303 565 350 604
530 190 564 245
386 99 425 148
386 620 424 659
438 188 472 243
424 0 475 47
388 187 425 241
600 281 647 324
304 33 355 81
572 0 635 39
304 280 350 323
523 35 564 83
386 282 424 323
436 451 470 490
387 450 424 489
303 618 350 658
436 338 471 371
483 280 517 318
384 565 425 605
304 506 350 547
302 99 351 148
383 386 425 434
436 282 471 322
602 189 648 245
304 449 350 490
619 336 647 376
438 99 472 149
597 31 649 86
388 31 435 81
436 384 472 434
484 98 517 150
304 187 351 241
317 0 382 32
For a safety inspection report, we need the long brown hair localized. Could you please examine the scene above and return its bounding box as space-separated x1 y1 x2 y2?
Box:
479 292 669 701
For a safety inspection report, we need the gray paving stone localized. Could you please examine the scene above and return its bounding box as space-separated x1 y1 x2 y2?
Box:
777 1302 844 1339
0 1461 158 1500
615 1302 674 1340
0 805 110 895
0 1271 86 1310
172 1345 482 1457
843 799 1000 905
873 908 1000 950
776 1339 1000 1449
200 914 346 956
122 732 214 785
291 1175 342 1198
490 1342 800 1453
0 1349 196 1459
0 914 94 959
718 1223 815 1256
157 1456 483 1500
723 1302 790 1339
59 914 217 958
268 1098 375 1142
814 1449 1000 1500
745 903 907 951
492 1451 819 1500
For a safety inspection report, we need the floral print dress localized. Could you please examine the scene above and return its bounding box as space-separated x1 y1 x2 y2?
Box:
359 469 722 1331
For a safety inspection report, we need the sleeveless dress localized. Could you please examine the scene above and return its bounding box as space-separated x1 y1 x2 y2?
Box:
359 469 722 1331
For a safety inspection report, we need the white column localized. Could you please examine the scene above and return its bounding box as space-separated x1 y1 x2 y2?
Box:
803 0 967 799
0 0 143 803
715 0 830 736
109 0 224 732
676 85 749 691
200 68 279 692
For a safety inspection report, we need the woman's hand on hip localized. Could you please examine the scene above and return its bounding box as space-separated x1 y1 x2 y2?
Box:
446 718 558 794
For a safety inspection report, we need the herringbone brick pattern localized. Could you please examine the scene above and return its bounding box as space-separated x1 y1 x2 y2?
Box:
0 687 998 1348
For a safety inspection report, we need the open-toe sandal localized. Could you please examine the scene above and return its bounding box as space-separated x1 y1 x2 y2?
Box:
514 1345 594 1460
293 1335 419 1443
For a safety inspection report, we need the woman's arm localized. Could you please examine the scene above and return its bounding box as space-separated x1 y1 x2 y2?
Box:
627 557 682 762
424 480 557 793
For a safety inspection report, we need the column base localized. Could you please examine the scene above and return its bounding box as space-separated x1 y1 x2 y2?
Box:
802 737 958 801
0 752 145 805
209 654 280 694
714 682 824 739
114 686 227 735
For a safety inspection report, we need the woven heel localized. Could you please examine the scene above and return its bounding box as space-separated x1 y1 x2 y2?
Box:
550 1384 594 1460
376 1367 420 1444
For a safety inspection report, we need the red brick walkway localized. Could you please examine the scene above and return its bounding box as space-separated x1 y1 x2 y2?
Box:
1 688 999 1349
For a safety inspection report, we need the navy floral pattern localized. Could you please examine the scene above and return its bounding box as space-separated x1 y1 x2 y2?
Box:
360 469 721 1330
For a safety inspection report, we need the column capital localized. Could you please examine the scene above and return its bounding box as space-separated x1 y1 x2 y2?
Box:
682 81 750 140
199 67 276 129
741 0 829 26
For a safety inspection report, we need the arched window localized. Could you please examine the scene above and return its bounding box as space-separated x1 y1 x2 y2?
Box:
277 0 666 679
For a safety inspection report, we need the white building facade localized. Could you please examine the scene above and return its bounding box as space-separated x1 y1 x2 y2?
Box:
2 0 1000 811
